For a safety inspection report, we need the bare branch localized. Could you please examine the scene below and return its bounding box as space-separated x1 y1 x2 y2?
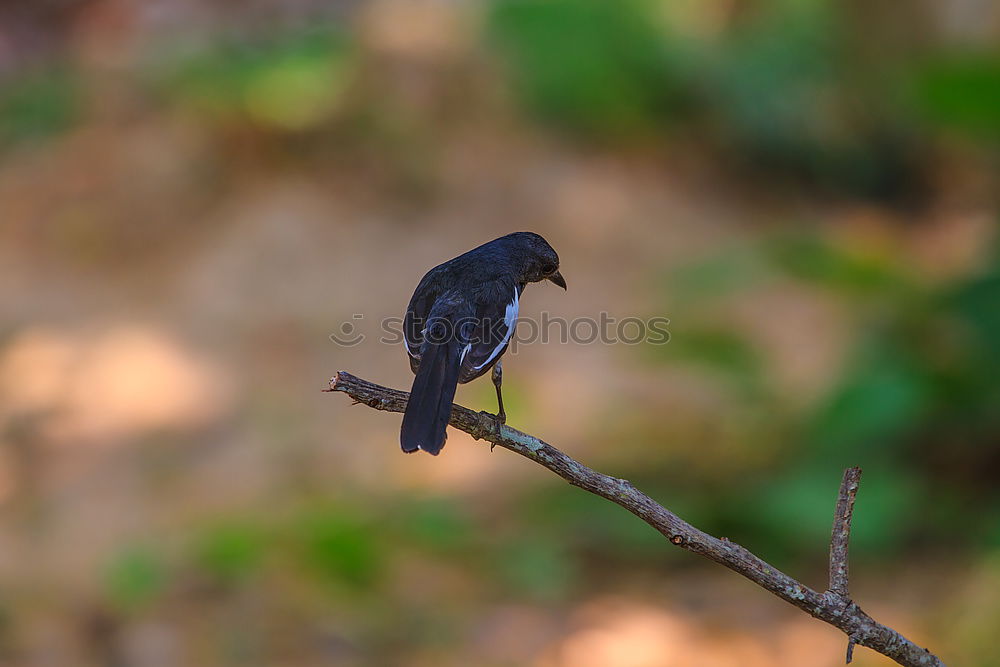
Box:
829 466 863 664
830 466 862 598
326 371 946 667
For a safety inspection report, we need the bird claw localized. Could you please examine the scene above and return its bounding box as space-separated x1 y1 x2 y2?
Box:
489 412 505 450
474 412 505 450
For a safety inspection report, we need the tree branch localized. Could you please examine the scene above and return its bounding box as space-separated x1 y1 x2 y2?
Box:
830 466 862 663
326 371 945 667
830 466 861 598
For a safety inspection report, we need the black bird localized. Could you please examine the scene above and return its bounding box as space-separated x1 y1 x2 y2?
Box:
401 232 566 455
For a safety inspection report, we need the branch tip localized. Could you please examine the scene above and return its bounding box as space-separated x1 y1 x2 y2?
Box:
829 466 863 599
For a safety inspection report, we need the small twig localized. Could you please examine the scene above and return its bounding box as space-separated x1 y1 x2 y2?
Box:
829 466 862 599
326 372 946 667
830 466 862 664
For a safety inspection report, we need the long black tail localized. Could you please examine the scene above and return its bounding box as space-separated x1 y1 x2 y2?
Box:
400 336 463 455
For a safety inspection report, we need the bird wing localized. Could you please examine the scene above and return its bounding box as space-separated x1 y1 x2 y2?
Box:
405 265 520 382
458 281 521 384
403 266 449 372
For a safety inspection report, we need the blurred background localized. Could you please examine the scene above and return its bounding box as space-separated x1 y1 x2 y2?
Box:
1 0 998 665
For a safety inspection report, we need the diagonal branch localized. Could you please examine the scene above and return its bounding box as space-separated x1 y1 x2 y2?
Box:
326 371 945 667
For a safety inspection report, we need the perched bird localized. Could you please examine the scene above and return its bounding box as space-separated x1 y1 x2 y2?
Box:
401 232 566 455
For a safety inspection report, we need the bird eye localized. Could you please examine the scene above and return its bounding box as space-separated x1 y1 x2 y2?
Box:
541 263 557 275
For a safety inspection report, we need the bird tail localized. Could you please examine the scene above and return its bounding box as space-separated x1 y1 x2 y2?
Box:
400 325 465 455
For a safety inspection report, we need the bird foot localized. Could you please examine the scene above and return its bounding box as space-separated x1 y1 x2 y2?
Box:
485 411 505 450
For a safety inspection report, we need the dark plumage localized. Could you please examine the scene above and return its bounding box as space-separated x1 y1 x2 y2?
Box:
401 232 566 455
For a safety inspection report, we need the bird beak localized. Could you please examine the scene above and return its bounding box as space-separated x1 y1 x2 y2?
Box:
547 271 567 290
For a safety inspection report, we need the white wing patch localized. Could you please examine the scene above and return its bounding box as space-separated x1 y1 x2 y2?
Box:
472 286 519 371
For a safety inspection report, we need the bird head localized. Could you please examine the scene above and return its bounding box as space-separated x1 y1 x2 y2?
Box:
505 232 566 289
